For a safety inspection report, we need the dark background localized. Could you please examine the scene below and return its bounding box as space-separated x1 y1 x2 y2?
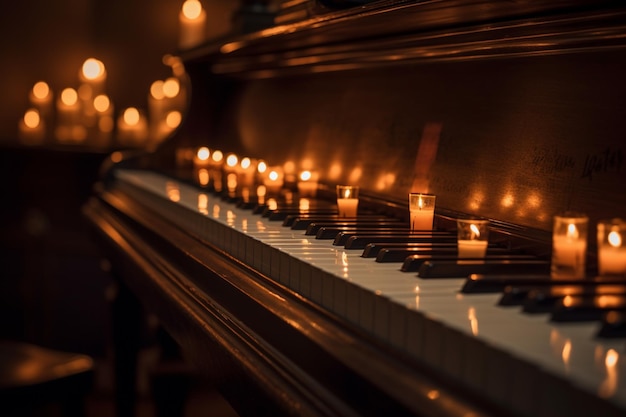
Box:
0 0 241 357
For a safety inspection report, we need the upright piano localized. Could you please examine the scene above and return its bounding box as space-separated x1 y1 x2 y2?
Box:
83 1 626 416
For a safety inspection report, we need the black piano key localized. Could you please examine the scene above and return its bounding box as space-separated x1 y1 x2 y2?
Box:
341 232 457 248
290 215 396 229
522 285 626 314
463 274 626 294
376 247 459 263
363 242 458 258
403 253 537 272
306 221 406 236
597 311 626 338
417 259 551 279
275 209 342 223
550 295 626 322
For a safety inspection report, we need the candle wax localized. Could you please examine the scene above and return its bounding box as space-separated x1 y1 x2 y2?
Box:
410 209 434 230
458 240 488 258
337 198 358 217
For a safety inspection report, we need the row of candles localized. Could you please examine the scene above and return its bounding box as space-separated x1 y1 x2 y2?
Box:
404 193 626 278
191 146 625 277
17 0 206 148
18 57 185 149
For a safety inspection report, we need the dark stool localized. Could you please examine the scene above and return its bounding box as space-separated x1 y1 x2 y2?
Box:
0 340 95 417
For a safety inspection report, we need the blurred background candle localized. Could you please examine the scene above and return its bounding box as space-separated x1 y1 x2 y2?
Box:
298 170 319 197
597 218 626 276
409 193 436 230
78 58 107 127
179 0 207 49
117 107 148 146
263 166 284 194
457 218 489 258
551 212 588 278
18 108 45 145
93 94 114 147
55 87 82 142
28 81 53 127
336 185 359 217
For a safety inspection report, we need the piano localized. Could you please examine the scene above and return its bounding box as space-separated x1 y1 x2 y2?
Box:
83 1 626 416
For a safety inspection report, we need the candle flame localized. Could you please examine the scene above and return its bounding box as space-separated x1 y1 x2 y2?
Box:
150 80 165 100
82 58 105 80
226 154 238 167
61 88 78 106
23 109 40 128
566 223 579 240
240 157 251 169
343 188 351 199
268 170 279 181
211 150 223 163
608 230 622 248
123 107 140 125
165 111 182 128
300 170 312 181
32 81 50 100
93 95 110 112
470 223 481 239
182 0 203 20
257 161 267 173
163 77 180 98
196 147 210 161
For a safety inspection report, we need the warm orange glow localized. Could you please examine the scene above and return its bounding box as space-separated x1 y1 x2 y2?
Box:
165 111 182 128
268 170 279 181
470 223 481 239
257 161 267 173
98 116 114 132
226 154 238 167
162 77 180 98
61 88 78 106
23 109 40 128
196 146 210 161
110 152 123 163
93 95 110 113
197 168 209 186
300 170 312 181
32 81 50 100
608 231 622 248
240 157 251 170
211 150 223 163
182 0 203 20
566 223 579 240
82 58 105 80
150 80 165 100
123 107 140 125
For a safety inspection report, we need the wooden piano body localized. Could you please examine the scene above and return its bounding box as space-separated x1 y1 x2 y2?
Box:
84 1 626 416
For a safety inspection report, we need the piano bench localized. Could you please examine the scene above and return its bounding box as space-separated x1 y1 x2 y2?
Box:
0 340 95 417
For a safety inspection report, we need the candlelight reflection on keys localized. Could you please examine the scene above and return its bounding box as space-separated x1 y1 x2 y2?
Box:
597 218 626 276
551 212 588 278
457 218 489 258
409 193 436 230
336 185 359 217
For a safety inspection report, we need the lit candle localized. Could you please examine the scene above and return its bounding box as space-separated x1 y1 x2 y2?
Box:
597 218 626 276
409 193 436 230
18 108 45 145
336 185 359 217
179 0 207 49
117 107 148 146
551 212 588 278
78 58 107 127
28 81 53 125
457 219 489 258
55 87 84 142
93 94 114 147
263 166 284 194
298 170 319 197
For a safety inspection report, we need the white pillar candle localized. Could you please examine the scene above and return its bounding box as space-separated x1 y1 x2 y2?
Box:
597 218 626 276
551 213 588 278
336 185 359 217
409 193 436 230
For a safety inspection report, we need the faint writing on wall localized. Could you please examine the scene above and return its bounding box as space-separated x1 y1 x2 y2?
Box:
531 146 576 175
581 147 622 181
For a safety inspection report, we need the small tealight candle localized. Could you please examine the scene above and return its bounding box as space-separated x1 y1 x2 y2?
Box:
409 193 436 230
457 219 489 258
336 185 359 217
263 166 284 194
597 218 626 276
551 212 588 278
298 170 319 197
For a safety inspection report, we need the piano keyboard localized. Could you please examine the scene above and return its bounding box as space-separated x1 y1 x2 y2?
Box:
114 168 626 417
